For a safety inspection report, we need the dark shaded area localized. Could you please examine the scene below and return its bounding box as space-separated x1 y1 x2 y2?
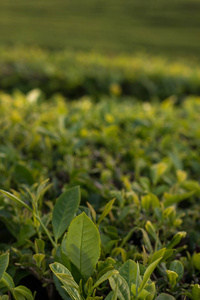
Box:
19 275 62 300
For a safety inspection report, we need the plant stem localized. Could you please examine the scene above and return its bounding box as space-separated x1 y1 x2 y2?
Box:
33 213 57 249
8 291 12 300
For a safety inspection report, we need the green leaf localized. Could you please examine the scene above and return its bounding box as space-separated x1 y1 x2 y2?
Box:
0 253 9 281
166 271 178 288
169 260 184 281
65 212 100 279
161 249 174 262
13 286 34 300
35 178 52 204
111 248 127 262
131 284 150 299
148 248 166 265
138 257 162 295
130 284 136 296
150 162 168 185
119 259 137 290
167 232 186 249
12 291 26 300
163 191 194 207
13 164 34 186
135 262 140 296
145 283 156 300
155 293 175 300
53 275 72 300
52 186 81 242
145 221 158 242
139 228 153 253
87 202 96 223
193 253 200 271
140 289 150 299
0 190 32 212
85 277 93 295
97 199 115 226
50 262 81 300
141 193 160 211
112 284 118 300
35 239 45 254
1 296 9 300
93 270 119 289
192 284 200 300
33 254 45 268
62 285 82 300
50 262 79 289
176 170 187 183
163 206 175 219
182 180 200 196
104 291 117 300
109 274 130 300
1 272 15 289
16 222 36 247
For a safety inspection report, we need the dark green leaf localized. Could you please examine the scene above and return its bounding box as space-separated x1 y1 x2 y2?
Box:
52 186 80 242
119 260 137 290
155 293 175 300
0 253 9 281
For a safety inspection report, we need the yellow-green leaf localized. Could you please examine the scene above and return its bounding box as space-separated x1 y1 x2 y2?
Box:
65 212 100 279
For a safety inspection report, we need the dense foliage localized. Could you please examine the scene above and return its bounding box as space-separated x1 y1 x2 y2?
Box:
0 84 200 299
1 47 200 100
0 0 200 57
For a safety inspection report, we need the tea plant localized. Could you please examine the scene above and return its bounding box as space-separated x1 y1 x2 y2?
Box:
1 47 200 100
0 179 199 299
0 70 200 299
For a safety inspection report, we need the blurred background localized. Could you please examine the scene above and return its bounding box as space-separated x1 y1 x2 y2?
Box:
1 0 200 60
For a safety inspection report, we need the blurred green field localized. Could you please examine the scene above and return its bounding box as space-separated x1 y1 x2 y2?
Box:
1 0 200 59
1 47 200 100
1 90 200 299
1 3 200 297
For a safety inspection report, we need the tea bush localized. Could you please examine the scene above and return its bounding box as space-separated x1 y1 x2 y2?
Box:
0 89 200 299
1 47 200 100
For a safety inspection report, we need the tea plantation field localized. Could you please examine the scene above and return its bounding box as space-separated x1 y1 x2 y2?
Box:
0 0 200 58
0 48 200 299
